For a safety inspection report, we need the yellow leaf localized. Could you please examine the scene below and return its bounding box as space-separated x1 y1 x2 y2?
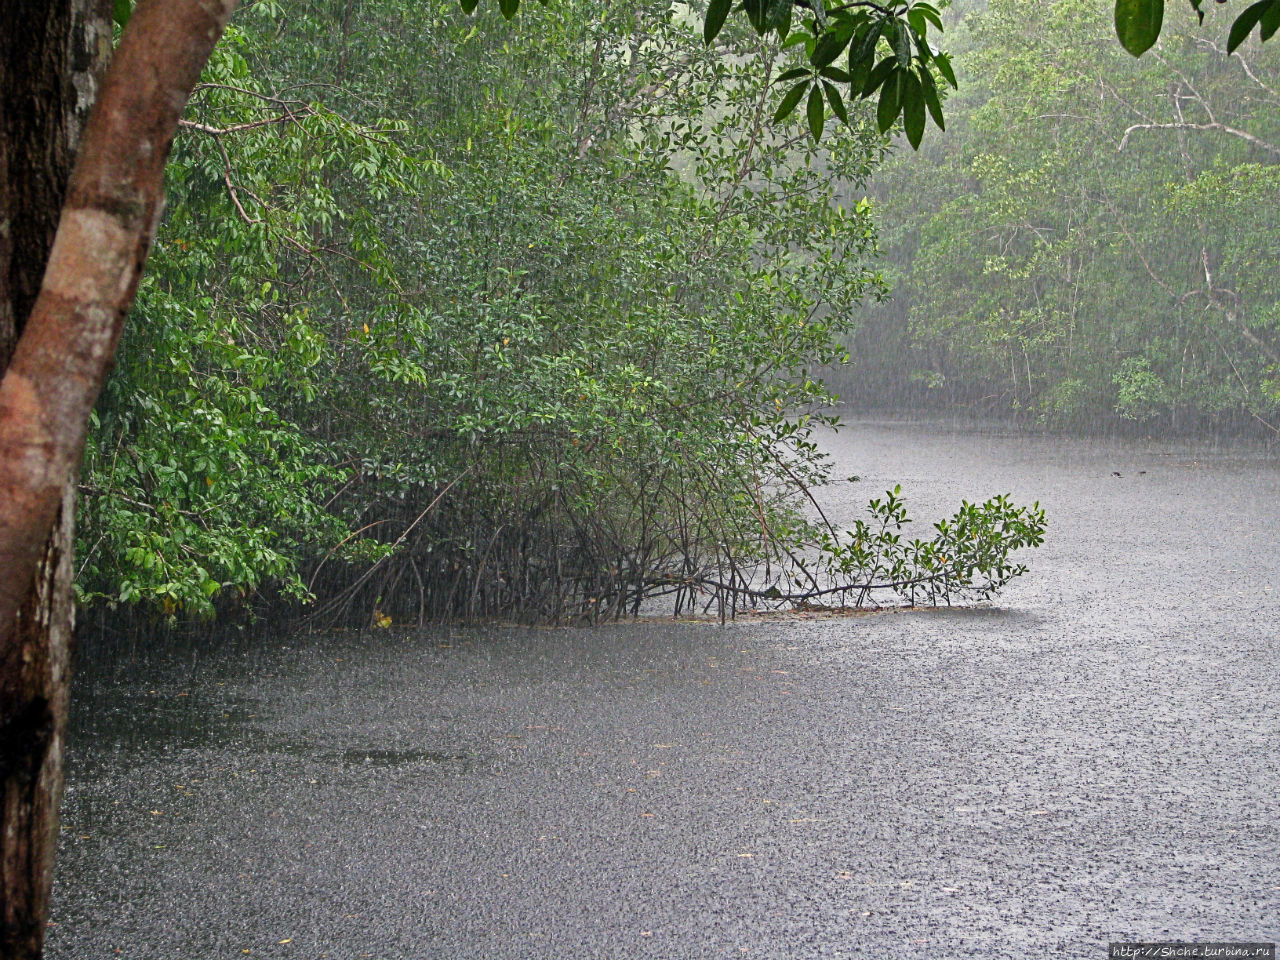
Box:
362 323 370 334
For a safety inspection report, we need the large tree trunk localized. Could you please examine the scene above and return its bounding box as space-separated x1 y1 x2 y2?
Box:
0 1 236 956
0 3 110 955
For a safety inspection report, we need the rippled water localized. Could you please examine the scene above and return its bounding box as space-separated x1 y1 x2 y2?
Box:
48 420 1280 958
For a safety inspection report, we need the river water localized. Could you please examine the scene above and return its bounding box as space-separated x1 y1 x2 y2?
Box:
47 419 1280 958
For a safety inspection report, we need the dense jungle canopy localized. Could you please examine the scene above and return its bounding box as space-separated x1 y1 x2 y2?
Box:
71 0 1040 630
837 0 1280 433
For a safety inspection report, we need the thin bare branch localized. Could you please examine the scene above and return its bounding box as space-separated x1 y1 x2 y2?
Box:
1117 120 1280 157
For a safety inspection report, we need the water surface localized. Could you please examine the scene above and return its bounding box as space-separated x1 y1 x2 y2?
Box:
48 420 1280 958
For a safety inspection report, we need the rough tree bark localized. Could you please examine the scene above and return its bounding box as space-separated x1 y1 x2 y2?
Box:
1 4 111 954
0 1 237 956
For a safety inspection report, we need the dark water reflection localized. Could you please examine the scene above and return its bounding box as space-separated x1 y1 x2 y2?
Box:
48 420 1280 959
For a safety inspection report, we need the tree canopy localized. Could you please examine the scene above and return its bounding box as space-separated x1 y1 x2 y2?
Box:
446 0 1280 154
834 0 1280 432
72 0 1045 628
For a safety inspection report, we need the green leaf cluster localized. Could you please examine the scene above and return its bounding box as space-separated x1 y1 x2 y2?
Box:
817 487 1046 606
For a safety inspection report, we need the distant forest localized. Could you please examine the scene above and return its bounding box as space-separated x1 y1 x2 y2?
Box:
834 0 1280 435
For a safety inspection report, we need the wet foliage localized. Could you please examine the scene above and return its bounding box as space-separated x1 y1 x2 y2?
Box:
74 0 1046 628
837 0 1280 436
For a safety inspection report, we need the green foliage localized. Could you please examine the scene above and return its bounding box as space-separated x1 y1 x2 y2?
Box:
1118 0 1280 56
840 0 1280 433
75 0 850 621
463 0 1280 155
816 486 1047 606
461 0 954 149
1113 357 1170 421
79 0 1047 624
77 18 422 617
